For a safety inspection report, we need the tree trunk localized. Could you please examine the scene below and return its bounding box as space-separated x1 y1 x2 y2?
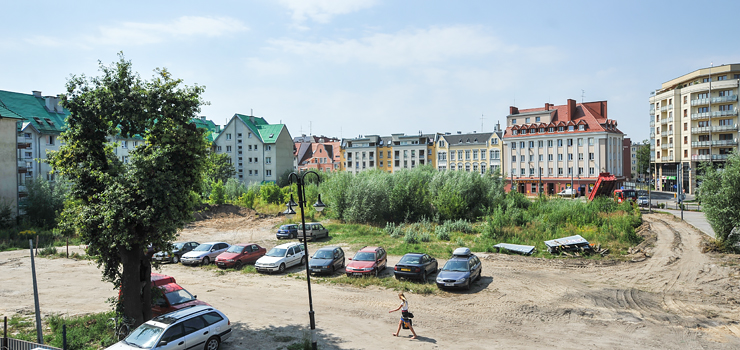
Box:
120 244 145 327
140 248 154 322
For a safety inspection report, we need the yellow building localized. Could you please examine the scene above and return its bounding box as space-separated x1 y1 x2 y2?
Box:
340 133 436 173
435 123 504 175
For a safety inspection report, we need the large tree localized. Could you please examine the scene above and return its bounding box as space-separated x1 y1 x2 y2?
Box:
49 54 208 326
636 140 651 176
697 152 740 248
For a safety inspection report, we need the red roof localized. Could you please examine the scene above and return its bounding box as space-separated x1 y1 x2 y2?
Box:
504 100 622 138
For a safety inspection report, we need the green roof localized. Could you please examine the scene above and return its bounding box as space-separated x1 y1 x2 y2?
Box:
235 114 284 144
0 90 68 134
191 117 221 142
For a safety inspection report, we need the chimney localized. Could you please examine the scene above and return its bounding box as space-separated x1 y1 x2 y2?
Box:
32 91 42 97
567 99 576 121
457 131 462 134
545 103 550 110
250 116 255 124
44 95 61 113
200 116 206 121
601 101 607 119
509 106 519 115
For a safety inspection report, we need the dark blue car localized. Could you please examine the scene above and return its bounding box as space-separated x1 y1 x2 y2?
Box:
276 224 299 239
393 253 438 282
435 247 482 290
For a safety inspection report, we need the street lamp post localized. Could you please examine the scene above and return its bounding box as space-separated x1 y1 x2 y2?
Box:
283 171 326 350
647 168 651 213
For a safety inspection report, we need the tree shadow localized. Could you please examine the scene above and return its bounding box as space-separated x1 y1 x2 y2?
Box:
223 321 348 350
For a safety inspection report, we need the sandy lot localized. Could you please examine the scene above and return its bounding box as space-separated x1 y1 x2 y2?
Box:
2 208 740 349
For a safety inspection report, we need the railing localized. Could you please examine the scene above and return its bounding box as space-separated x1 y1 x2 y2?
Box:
691 127 710 134
713 154 731 160
661 144 670 150
661 156 674 162
712 95 737 103
691 112 710 120
692 141 711 147
649 109 655 116
649 121 655 127
668 129 674 135
660 118 668 125
650 133 655 139
713 124 739 132
660 104 673 112
1 337 63 350
713 140 738 146
692 154 711 161
667 117 673 124
661 131 667 137
691 98 709 106
713 110 738 117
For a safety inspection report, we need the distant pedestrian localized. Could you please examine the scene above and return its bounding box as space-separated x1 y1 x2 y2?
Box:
389 292 417 339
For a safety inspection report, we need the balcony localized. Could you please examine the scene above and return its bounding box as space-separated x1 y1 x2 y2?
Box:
713 139 738 146
660 144 669 150
649 121 655 127
661 131 667 137
650 145 655 150
649 108 656 115
712 95 737 103
667 117 673 124
713 110 738 117
713 124 739 132
691 98 709 106
691 127 710 134
668 129 674 135
713 154 732 160
650 133 655 139
691 141 711 147
17 142 31 149
660 104 673 112
660 118 668 125
691 112 710 120
661 156 674 162
692 154 712 161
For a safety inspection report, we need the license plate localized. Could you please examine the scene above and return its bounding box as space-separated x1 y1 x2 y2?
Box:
155 257 163 261
217 262 224 266
445 283 455 287
353 273 363 276
401 268 410 272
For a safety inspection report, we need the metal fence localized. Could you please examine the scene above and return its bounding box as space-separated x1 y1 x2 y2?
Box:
1 338 62 350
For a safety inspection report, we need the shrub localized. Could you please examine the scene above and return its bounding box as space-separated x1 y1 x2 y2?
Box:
435 226 450 241
442 219 473 233
403 229 418 244
260 182 282 204
209 180 225 204
20 178 68 229
38 245 58 257
420 232 431 242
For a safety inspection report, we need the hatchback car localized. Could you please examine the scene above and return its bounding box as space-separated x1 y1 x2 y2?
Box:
436 247 482 290
296 222 329 242
255 242 306 273
346 246 387 277
637 196 649 207
152 241 199 264
180 242 230 266
105 305 231 350
394 253 438 282
308 246 345 275
215 243 266 269
276 224 299 239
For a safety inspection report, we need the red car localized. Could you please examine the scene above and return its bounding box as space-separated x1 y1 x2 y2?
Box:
215 243 266 269
151 273 209 316
345 246 387 277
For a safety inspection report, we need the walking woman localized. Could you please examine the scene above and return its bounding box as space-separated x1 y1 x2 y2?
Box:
389 292 417 339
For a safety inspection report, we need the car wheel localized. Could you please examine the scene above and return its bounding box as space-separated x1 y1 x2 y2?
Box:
465 279 471 291
235 261 243 270
278 263 286 273
204 336 220 350
172 255 179 264
475 271 482 281
292 233 297 239
330 265 335 274
421 271 427 283
202 257 210 266
374 268 378 277
300 256 306 266
394 274 399 280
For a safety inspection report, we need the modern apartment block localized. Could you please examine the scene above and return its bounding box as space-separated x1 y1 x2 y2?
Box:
294 135 341 172
340 133 435 174
649 64 740 194
435 123 504 175
629 141 645 182
0 110 23 218
503 99 624 196
213 114 293 185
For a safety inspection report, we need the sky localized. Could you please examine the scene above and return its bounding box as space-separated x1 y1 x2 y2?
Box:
2 0 740 143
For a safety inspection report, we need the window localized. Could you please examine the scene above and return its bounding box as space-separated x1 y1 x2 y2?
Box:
512 155 516 162
492 150 500 159
525 117 530 123
265 157 271 164
589 152 594 160
492 138 499 145
226 146 232 152
719 119 733 126
519 142 525 149
568 125 574 131
529 168 535 175
465 150 471 160
536 117 541 122
577 138 583 146
557 139 563 147
217 146 222 152
529 155 534 161
538 154 543 161
472 150 478 160
254 145 258 151
511 119 516 125
121 141 128 149
578 167 583 175
558 168 563 175
578 125 585 131
548 168 553 175
567 139 573 146
684 109 687 118
568 168 572 175
588 138 594 145
684 122 687 131
589 167 594 175
226 134 232 140
458 151 463 160
548 154 553 161
255 169 258 175
266 145 272 151
578 153 584 160
558 154 563 161
684 136 687 144
529 141 534 148
47 135 55 145
248 132 252 138
548 140 553 147
480 149 486 159
568 154 573 160
717 75 727 81
520 168 525 176
684 150 688 157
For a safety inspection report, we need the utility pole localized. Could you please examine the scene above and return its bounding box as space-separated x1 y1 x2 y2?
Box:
29 239 43 344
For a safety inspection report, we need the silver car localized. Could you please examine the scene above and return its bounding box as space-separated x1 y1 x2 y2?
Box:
296 222 329 242
180 242 230 266
105 305 231 350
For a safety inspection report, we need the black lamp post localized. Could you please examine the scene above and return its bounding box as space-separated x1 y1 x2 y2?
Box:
282 171 326 350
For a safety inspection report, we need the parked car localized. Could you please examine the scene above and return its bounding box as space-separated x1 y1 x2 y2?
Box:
436 247 482 290
276 224 299 239
308 246 345 275
637 196 649 207
394 253 438 282
346 246 387 277
150 273 210 317
105 305 231 350
296 222 329 242
255 242 306 273
215 243 266 269
180 242 230 266
152 241 199 264
557 188 579 197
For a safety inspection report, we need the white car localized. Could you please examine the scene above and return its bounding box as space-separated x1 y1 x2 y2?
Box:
180 242 230 266
255 242 306 273
557 189 579 197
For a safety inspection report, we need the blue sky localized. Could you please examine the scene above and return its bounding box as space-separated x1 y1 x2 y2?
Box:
2 0 739 142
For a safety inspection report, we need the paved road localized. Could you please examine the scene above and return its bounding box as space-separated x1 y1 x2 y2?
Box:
650 207 716 239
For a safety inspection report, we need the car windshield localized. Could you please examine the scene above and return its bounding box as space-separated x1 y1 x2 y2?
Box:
193 244 212 252
123 323 164 348
353 252 375 261
165 289 195 306
442 260 469 272
399 255 421 264
266 248 287 257
313 250 333 259
172 243 185 250
280 225 294 230
226 245 244 253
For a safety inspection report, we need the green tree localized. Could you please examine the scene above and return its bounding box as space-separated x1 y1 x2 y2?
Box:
20 177 68 228
697 153 740 248
636 140 651 176
49 54 208 327
259 182 282 204
205 152 236 185
209 180 226 204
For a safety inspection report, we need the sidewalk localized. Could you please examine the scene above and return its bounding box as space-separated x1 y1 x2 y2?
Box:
654 208 716 239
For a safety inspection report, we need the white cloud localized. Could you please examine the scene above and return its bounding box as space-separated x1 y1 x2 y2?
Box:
244 58 293 76
278 0 378 23
270 26 509 67
87 16 248 46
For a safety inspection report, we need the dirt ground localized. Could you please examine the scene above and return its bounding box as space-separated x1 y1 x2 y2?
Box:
2 208 740 349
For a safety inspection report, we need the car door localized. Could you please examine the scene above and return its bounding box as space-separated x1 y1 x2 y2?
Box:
333 248 344 269
379 248 387 269
156 323 186 350
285 246 297 267
181 316 209 350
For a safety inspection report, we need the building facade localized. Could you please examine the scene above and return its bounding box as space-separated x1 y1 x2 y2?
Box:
294 135 341 172
435 125 504 175
503 99 624 196
213 114 293 185
0 111 22 218
649 64 740 194
341 133 436 174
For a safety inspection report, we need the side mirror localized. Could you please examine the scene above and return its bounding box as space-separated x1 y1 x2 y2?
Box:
348 257 352 260
158 341 168 347
193 295 197 299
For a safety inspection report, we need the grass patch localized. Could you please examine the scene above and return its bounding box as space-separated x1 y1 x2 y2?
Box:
5 312 118 350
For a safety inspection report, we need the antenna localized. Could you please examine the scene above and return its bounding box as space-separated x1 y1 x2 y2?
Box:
480 114 486 131
581 90 585 103
310 121 312 136
251 108 253 116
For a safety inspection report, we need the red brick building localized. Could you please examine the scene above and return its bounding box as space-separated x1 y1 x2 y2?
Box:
294 135 341 172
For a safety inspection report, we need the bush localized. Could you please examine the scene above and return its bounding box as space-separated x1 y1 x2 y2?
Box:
260 182 282 205
209 180 225 204
0 197 14 229
420 232 431 242
20 178 68 228
442 219 473 233
38 245 58 257
403 229 418 244
435 226 450 241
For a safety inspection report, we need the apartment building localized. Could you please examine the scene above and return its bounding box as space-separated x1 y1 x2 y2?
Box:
213 114 293 185
629 141 645 181
340 133 436 174
0 110 23 218
435 123 504 175
294 135 341 172
649 64 740 194
503 99 624 196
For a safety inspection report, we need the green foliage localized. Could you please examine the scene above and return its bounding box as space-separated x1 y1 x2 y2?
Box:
205 152 236 185
698 153 740 247
38 245 58 256
48 53 209 326
420 232 431 242
20 177 68 229
260 182 282 204
237 187 258 209
209 180 226 204
434 225 450 241
636 140 651 175
224 178 247 202
0 197 14 229
441 219 473 233
6 312 117 349
403 229 419 244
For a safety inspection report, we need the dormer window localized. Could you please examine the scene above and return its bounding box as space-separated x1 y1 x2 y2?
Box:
539 128 544 133
568 126 574 131
578 125 585 131
521 129 526 135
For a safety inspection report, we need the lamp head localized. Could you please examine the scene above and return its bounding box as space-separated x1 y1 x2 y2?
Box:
313 194 326 212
